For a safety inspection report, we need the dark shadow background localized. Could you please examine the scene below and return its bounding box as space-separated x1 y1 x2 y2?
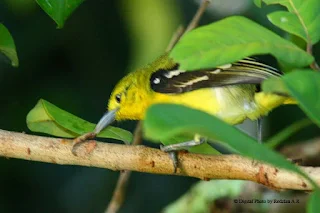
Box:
0 0 319 212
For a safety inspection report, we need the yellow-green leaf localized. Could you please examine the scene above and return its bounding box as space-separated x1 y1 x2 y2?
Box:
170 16 313 70
27 99 132 143
264 0 320 44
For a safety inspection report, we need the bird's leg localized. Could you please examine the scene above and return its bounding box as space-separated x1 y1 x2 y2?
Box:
257 117 263 143
160 134 205 172
161 135 205 152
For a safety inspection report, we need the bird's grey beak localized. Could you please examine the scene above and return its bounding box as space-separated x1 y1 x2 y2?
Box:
93 108 118 134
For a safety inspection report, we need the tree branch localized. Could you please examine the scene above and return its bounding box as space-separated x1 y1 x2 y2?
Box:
0 129 319 191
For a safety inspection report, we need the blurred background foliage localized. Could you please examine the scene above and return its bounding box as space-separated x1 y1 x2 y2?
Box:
0 0 319 212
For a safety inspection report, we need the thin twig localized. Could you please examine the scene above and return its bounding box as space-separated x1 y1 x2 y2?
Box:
166 25 185 52
185 0 211 33
105 122 142 213
0 129 319 191
165 0 211 52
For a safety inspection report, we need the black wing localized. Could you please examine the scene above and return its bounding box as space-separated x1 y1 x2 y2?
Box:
150 58 282 94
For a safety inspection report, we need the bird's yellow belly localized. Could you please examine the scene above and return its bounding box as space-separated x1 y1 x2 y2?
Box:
153 85 263 125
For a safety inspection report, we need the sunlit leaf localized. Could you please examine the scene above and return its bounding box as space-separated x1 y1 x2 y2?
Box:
170 16 313 70
264 0 320 44
0 24 19 67
36 0 84 28
27 99 132 143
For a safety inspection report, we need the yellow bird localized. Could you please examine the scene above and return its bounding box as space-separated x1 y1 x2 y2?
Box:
90 53 294 148
72 53 295 169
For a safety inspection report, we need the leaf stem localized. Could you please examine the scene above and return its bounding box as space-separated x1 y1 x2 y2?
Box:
288 0 320 70
266 118 313 149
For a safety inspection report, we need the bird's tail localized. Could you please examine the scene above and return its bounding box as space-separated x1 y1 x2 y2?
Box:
283 97 297 105
255 92 297 117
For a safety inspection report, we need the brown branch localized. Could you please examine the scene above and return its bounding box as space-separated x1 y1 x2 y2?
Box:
105 122 142 213
0 129 319 191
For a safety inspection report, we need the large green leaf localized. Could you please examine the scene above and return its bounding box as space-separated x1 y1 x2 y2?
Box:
170 16 313 70
0 24 19 67
264 0 320 44
263 70 320 127
27 99 132 143
144 104 309 178
36 0 84 28
144 104 320 210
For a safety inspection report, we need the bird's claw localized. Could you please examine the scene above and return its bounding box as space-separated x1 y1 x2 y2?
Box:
160 144 179 173
71 132 96 156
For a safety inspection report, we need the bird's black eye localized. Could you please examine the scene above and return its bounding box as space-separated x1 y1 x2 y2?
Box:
115 94 121 103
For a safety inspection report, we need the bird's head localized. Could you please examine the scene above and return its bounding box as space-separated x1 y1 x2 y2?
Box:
107 70 151 121
93 54 176 134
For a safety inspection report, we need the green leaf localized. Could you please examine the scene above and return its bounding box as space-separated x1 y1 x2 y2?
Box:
264 0 320 44
0 24 19 67
27 99 133 143
36 0 84 28
282 70 320 127
262 70 320 127
268 12 306 41
144 104 308 178
308 190 320 213
254 0 262 8
170 16 313 70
